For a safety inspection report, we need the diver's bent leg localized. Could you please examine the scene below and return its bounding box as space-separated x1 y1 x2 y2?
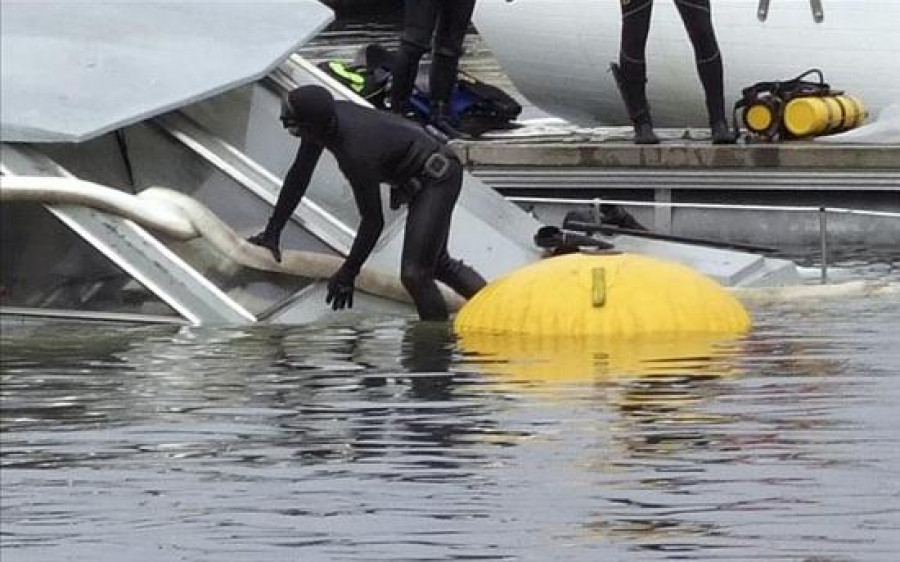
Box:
400 168 462 321
674 0 734 143
391 0 439 113
428 166 485 298
436 253 486 299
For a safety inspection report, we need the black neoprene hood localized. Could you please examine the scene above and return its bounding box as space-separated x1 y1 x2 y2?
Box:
283 85 336 138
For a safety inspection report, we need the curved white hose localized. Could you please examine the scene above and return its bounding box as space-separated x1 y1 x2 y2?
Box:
0 176 464 311
732 279 900 303
0 176 196 239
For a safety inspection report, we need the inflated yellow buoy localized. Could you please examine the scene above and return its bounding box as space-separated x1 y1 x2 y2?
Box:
453 253 751 337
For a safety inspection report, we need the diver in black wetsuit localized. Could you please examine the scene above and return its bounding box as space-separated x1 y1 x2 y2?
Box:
611 0 736 144
389 0 478 138
247 85 486 321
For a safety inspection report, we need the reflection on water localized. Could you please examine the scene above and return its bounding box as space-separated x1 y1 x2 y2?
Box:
2 288 900 561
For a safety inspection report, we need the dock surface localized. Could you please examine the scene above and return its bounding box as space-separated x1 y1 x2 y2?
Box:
453 126 900 249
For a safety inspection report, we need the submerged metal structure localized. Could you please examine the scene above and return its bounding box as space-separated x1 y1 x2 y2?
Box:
0 0 800 326
0 0 542 325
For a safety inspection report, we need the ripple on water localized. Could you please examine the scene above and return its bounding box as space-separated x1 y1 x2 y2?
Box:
2 288 899 561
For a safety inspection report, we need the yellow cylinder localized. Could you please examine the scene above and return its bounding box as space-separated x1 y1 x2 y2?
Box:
745 102 776 134
784 95 866 137
835 95 867 129
453 253 751 338
783 96 837 137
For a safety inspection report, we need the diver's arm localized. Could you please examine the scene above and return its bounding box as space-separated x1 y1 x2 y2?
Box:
341 179 385 276
267 141 325 235
325 179 384 311
248 141 324 261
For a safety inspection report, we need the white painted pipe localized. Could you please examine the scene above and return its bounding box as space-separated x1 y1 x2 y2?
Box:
0 176 197 239
0 176 464 311
732 279 900 303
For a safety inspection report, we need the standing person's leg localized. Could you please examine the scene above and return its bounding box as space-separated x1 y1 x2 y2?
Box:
674 0 735 143
400 166 464 321
613 0 658 144
390 0 440 114
428 0 477 137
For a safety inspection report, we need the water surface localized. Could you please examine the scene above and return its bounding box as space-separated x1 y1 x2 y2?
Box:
2 268 899 561
3 13 900 562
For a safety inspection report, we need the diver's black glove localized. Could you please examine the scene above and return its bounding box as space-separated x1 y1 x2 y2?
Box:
247 231 282 263
326 266 356 311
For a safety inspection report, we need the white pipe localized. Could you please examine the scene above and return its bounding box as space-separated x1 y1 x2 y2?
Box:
732 279 900 303
0 176 464 311
0 176 197 239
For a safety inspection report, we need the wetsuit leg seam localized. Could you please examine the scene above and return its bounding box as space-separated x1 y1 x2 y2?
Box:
622 0 653 20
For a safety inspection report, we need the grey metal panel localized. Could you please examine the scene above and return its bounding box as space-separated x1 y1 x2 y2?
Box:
1 0 333 143
45 205 256 325
0 307 187 325
607 236 801 287
470 168 900 192
2 144 256 324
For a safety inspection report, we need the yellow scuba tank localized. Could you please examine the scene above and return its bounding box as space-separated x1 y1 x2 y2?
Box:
742 92 783 138
783 94 867 138
733 69 867 141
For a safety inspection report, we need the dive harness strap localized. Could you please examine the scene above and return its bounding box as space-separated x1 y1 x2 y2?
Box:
390 148 458 210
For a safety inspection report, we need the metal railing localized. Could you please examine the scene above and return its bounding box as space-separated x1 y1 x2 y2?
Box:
507 196 900 284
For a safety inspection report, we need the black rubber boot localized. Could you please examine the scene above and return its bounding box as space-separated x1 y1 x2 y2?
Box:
633 119 659 145
610 62 659 145
697 55 736 144
710 119 736 144
430 101 467 140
